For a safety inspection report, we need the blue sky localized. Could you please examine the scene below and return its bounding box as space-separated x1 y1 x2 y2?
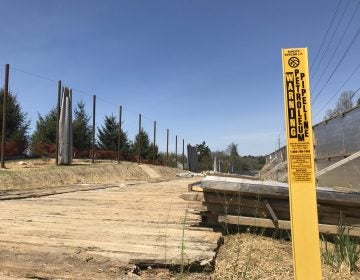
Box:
1 0 360 155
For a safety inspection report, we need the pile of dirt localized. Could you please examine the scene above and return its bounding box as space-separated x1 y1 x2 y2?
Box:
0 159 179 190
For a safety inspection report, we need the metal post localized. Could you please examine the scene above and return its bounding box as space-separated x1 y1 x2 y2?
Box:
153 121 156 165
92 95 96 164
1 64 9 168
175 135 178 168
182 139 185 170
166 129 169 167
117 105 122 163
55 80 61 166
137 114 141 164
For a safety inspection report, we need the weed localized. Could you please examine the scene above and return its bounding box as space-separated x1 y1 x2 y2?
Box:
321 222 360 272
164 199 173 265
179 207 188 277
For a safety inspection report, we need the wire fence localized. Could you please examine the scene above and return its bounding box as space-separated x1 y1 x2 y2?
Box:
0 64 188 169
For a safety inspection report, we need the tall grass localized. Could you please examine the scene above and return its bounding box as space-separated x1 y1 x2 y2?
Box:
321 223 360 272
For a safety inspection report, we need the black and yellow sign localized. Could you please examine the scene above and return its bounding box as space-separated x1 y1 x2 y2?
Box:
282 48 322 279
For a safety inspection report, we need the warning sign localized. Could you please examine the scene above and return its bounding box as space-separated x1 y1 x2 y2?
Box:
282 48 314 183
282 48 322 280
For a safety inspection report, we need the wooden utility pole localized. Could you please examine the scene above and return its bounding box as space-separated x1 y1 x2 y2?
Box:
117 105 122 163
92 95 96 164
182 139 185 170
138 114 141 164
175 135 178 167
1 64 9 168
166 129 169 166
153 121 156 165
55 80 61 166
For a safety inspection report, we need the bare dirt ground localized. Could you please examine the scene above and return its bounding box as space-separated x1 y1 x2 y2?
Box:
0 159 178 190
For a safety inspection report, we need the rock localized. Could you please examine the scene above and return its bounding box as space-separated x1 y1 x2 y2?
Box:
176 172 193 178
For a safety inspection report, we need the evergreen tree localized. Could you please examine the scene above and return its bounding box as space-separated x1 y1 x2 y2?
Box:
149 142 160 160
195 141 211 161
195 141 212 171
97 114 130 152
73 101 92 151
30 107 57 156
31 108 57 144
0 89 29 155
131 129 158 160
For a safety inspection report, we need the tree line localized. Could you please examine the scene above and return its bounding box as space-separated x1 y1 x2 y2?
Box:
194 141 266 173
0 89 160 161
324 90 360 120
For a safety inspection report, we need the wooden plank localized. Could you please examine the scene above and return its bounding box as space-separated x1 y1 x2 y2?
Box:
188 181 202 191
263 200 279 226
218 215 360 237
200 176 360 207
316 150 360 177
184 191 360 217
201 202 360 227
183 192 360 225
0 178 222 275
191 186 204 192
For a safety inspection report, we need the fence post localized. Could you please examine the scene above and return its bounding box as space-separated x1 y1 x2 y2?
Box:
138 113 141 164
1 64 9 168
182 139 185 170
166 129 169 167
92 95 96 164
117 105 122 163
153 121 156 165
175 135 178 167
55 80 61 166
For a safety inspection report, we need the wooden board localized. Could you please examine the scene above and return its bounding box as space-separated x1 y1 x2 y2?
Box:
200 176 360 207
0 179 221 279
182 178 360 232
218 215 360 237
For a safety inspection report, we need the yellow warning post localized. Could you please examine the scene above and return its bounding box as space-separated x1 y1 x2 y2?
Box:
281 48 322 279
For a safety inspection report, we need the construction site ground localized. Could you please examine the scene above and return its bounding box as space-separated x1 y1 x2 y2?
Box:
0 159 222 279
0 159 359 279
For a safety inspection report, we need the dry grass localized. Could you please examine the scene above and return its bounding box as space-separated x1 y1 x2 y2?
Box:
0 158 178 190
213 233 360 280
214 233 293 279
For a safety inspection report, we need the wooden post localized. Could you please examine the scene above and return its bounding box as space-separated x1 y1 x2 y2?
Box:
55 81 61 166
117 105 122 164
92 95 96 164
153 121 156 165
138 114 141 164
1 64 9 168
182 139 185 170
175 135 178 168
166 129 169 167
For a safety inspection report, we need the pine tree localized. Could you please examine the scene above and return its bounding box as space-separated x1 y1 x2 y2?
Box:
0 89 29 156
97 114 130 152
195 141 212 171
30 107 57 156
131 129 158 160
73 101 92 151
31 108 57 144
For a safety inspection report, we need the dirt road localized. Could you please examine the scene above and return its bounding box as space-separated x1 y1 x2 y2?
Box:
0 177 221 279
